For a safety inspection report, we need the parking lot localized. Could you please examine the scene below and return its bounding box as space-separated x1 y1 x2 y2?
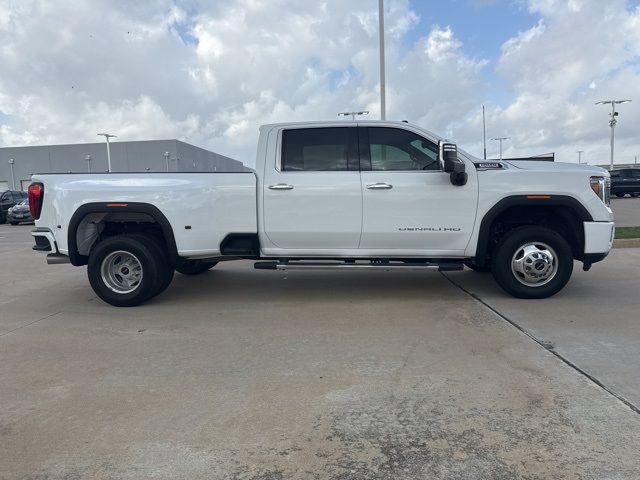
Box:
2 223 640 479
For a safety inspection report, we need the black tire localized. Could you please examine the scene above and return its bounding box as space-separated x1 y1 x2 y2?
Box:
10 221 18 225
127 233 174 299
463 260 491 273
87 235 163 307
615 193 625 198
631 193 640 198
176 260 218 275
491 226 573 299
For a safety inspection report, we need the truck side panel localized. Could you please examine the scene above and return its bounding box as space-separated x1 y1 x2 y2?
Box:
32 173 258 258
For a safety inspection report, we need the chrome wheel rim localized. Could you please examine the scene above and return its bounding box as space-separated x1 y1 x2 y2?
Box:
511 242 558 287
100 250 143 294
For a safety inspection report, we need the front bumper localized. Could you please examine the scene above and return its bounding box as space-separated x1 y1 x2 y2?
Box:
583 221 614 254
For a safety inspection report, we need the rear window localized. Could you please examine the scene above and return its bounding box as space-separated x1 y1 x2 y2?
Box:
281 128 357 171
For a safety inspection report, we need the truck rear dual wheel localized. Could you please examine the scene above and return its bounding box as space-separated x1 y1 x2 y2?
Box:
491 226 573 299
87 234 172 307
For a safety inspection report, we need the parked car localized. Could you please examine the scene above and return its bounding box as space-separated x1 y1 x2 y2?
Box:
0 190 27 224
29 121 614 306
610 168 640 197
7 198 34 225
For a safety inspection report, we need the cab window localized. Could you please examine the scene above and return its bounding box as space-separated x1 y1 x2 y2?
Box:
364 127 439 171
281 127 358 171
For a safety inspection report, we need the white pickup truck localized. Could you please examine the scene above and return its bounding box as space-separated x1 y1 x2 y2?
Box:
28 121 614 306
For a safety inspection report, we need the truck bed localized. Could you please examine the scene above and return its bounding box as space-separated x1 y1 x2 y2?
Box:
31 172 258 257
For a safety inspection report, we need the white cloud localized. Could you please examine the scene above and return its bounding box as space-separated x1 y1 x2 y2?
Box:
0 0 485 164
0 0 639 167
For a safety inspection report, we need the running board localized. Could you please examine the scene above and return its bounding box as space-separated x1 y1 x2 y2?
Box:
254 261 463 272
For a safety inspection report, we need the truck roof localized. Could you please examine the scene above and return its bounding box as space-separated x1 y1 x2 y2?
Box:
259 120 442 143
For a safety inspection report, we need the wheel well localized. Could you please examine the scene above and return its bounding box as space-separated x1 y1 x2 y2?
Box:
68 203 178 266
475 200 589 268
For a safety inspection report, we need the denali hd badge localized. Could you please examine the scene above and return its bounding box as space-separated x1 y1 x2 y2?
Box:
474 162 504 170
399 227 461 232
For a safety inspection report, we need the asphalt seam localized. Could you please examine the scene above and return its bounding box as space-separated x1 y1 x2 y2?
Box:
0 311 62 338
441 272 640 416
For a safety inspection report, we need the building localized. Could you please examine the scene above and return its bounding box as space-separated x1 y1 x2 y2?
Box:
0 139 246 191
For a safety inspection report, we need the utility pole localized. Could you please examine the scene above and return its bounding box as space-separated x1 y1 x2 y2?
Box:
85 154 92 173
491 137 510 161
338 111 369 121
576 150 584 164
164 151 170 172
8 158 15 190
595 100 632 170
97 133 117 172
378 0 386 120
482 105 487 160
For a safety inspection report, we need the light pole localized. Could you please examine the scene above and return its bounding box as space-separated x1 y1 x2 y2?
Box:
491 137 510 161
482 105 487 160
8 158 15 190
97 133 117 172
378 0 386 120
85 154 92 173
595 100 632 170
164 151 170 172
576 150 584 164
338 111 369 121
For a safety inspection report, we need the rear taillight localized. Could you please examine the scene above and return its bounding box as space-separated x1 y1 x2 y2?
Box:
28 183 44 220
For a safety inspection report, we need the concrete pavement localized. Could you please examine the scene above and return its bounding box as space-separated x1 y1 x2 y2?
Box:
1 224 640 479
446 247 640 410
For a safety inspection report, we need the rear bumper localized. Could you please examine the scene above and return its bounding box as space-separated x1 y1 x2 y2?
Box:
583 221 614 255
31 228 59 253
8 213 34 223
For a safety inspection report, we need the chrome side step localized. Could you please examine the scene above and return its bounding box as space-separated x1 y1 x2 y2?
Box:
254 261 463 272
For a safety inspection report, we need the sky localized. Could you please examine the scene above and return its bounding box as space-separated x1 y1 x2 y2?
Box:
1 0 639 166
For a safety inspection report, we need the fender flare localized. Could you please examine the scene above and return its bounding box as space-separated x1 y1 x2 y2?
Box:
67 202 178 266
474 195 594 266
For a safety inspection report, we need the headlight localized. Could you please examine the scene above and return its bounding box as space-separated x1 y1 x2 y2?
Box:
590 176 610 206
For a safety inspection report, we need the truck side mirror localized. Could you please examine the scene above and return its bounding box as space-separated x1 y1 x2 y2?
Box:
442 143 467 186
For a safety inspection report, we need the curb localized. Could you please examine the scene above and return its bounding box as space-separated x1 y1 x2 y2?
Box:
613 238 640 248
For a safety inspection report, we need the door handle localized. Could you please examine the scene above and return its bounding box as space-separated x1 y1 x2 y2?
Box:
366 183 393 190
268 183 294 190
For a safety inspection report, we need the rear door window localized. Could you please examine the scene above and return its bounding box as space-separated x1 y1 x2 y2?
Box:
281 127 358 171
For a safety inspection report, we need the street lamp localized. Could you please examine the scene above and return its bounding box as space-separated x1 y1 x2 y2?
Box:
97 133 117 172
378 0 386 120
482 105 487 160
491 137 510 161
595 100 632 170
576 150 584 164
85 154 92 173
163 151 170 172
8 158 15 190
338 111 369 121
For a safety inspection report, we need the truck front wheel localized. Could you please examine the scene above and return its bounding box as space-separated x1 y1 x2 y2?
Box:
491 226 573 299
87 235 164 307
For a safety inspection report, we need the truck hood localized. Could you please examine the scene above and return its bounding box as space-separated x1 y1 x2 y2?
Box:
504 160 609 176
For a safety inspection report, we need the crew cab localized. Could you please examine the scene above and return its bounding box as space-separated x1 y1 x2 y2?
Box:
28 121 614 306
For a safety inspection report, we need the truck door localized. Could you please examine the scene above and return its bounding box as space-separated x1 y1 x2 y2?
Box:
358 126 478 255
262 126 362 250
